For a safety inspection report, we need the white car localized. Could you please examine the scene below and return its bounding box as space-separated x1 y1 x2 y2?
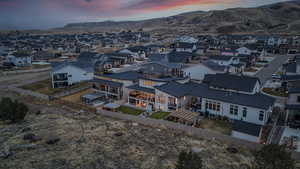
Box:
272 74 281 79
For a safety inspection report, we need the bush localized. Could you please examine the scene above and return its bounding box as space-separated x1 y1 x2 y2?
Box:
0 97 28 123
253 144 295 169
175 151 203 169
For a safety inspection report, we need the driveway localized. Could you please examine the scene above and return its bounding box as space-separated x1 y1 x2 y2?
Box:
255 55 289 85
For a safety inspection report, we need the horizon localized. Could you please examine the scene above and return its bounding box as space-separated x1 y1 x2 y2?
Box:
0 0 290 30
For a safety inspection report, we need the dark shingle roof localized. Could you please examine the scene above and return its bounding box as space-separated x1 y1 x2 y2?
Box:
233 120 262 137
155 81 275 110
203 73 260 93
102 71 143 81
168 51 192 63
209 55 233 61
127 84 155 94
92 78 123 88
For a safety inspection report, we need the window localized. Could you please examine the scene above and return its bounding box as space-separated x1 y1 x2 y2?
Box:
259 111 264 121
205 100 221 111
230 105 238 115
243 107 247 118
143 80 155 87
297 96 300 103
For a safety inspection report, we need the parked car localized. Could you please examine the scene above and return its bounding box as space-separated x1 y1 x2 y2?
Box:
272 74 281 79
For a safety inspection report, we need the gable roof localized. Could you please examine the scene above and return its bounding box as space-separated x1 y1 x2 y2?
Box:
168 51 193 63
52 61 94 73
209 55 234 61
155 81 274 110
203 73 260 93
233 120 262 137
102 71 143 81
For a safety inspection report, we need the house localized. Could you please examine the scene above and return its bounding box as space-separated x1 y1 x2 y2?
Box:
168 51 193 63
183 61 229 80
93 71 143 100
51 61 94 88
154 80 274 126
209 55 240 66
173 42 197 53
7 51 32 66
236 47 252 56
176 36 198 44
203 73 261 94
139 62 184 78
119 46 148 59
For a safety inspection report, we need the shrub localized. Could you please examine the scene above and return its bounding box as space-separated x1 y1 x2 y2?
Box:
253 144 295 169
175 151 203 169
0 97 28 123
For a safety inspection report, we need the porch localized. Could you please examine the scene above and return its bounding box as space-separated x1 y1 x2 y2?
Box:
127 85 155 111
92 78 123 100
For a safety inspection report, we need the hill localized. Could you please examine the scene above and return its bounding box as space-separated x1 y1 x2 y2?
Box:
62 1 300 34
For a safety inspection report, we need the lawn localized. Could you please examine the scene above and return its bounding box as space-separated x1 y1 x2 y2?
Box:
150 111 171 119
117 106 144 116
21 79 90 96
199 119 232 135
262 88 288 97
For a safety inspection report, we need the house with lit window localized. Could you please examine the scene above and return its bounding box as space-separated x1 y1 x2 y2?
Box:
93 71 143 100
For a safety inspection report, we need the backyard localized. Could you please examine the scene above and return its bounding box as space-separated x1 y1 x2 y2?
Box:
150 111 171 119
21 79 90 96
198 119 232 135
117 106 144 116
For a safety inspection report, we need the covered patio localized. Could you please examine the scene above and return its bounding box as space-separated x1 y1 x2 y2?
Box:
167 110 200 126
127 84 155 111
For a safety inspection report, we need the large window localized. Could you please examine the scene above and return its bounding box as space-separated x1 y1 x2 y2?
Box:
230 105 238 115
259 111 264 121
143 80 155 87
205 101 221 111
243 107 247 118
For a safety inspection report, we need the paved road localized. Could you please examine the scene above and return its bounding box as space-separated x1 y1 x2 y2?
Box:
255 55 289 85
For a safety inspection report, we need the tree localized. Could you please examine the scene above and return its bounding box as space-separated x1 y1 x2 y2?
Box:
0 97 28 123
175 151 203 169
253 144 295 169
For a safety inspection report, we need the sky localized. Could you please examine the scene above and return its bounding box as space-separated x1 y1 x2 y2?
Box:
0 0 289 30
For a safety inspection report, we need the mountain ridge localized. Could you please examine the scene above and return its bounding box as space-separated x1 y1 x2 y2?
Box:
62 1 300 34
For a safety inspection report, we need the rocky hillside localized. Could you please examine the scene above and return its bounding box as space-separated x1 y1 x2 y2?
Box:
63 1 300 34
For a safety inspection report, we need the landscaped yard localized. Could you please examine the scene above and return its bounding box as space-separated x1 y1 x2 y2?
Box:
21 79 90 96
199 119 232 135
117 106 144 116
150 111 171 119
262 88 288 97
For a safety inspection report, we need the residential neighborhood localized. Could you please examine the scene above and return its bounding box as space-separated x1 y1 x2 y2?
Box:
1 31 300 149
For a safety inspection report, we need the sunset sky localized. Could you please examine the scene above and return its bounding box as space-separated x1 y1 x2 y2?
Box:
0 0 289 30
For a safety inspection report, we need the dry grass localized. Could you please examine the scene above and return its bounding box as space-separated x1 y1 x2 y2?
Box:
199 119 232 135
61 89 93 103
21 79 90 96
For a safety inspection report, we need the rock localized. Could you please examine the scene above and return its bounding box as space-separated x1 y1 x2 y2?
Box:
0 146 11 159
46 136 60 145
22 127 31 133
191 147 203 153
114 132 123 137
12 144 38 151
226 147 239 154
23 133 42 142
132 123 139 126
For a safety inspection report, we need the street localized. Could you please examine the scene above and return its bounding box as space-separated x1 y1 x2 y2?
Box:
255 55 289 85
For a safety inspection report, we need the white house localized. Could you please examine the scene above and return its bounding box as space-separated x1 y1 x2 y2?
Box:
7 52 32 67
236 47 252 56
209 55 240 66
51 62 94 88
